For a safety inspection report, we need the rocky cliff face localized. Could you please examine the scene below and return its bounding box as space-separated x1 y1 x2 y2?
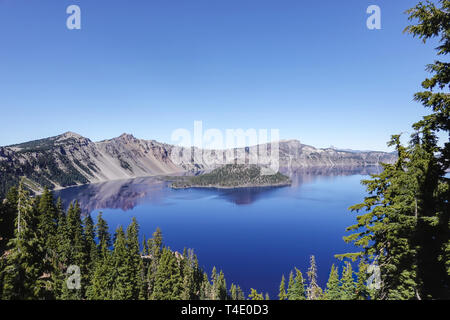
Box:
0 132 396 197
277 139 395 169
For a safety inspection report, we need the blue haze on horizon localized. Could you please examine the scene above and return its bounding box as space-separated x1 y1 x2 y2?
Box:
0 0 440 151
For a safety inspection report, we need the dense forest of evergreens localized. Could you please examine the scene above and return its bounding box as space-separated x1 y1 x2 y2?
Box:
0 185 236 300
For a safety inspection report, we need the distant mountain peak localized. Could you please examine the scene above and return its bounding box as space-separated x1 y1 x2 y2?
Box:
118 133 136 140
279 139 302 148
59 131 84 139
280 139 301 144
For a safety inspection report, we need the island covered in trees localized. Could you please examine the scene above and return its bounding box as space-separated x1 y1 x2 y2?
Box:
169 164 291 189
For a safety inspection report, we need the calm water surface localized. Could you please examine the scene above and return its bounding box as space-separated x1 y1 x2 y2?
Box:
55 167 380 298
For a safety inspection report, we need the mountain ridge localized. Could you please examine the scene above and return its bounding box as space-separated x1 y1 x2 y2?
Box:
0 132 397 198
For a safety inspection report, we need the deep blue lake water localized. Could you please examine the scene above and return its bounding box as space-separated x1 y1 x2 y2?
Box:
55 167 379 298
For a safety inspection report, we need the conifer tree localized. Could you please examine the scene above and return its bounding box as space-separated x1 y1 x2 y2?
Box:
84 212 115 300
324 264 341 300
151 247 183 300
37 189 59 298
37 187 58 251
147 227 163 298
210 266 219 300
0 187 18 254
0 187 18 299
111 225 133 299
355 260 369 300
181 249 197 300
341 262 356 300
86 242 114 300
286 271 295 300
55 197 63 218
287 268 306 300
248 288 264 300
292 268 306 300
55 200 67 256
126 218 145 300
403 0 449 299
216 270 228 300
66 202 85 266
83 214 98 288
95 212 111 250
60 201 85 300
207 267 228 300
52 197 68 299
191 253 203 299
306 255 322 300
236 285 245 300
181 270 194 300
2 182 44 299
230 283 238 300
200 273 212 300
141 235 148 256
278 275 287 300
339 0 449 300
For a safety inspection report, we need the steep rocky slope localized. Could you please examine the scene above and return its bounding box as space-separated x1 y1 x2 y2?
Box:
0 132 396 197
0 132 184 197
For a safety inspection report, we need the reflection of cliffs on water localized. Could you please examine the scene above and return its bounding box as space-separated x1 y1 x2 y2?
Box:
54 177 168 214
216 166 382 205
54 166 381 211
280 166 383 187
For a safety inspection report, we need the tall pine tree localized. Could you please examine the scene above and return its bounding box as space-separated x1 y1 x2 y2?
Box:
340 262 356 300
151 247 183 300
2 181 44 299
306 255 322 300
324 264 341 300
278 275 287 300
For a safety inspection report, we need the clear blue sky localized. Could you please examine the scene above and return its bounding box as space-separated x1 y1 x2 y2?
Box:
0 0 438 151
